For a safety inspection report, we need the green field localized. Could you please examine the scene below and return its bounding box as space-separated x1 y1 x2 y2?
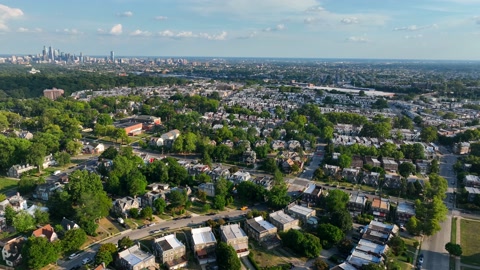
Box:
0 177 18 194
461 219 480 266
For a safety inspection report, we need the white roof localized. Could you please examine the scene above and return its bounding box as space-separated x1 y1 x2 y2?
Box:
355 239 388 254
154 234 184 251
253 216 276 231
221 224 247 240
397 202 415 215
288 204 314 216
191 227 216 245
269 210 296 224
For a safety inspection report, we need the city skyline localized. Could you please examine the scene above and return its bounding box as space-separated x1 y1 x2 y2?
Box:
1 0 480 60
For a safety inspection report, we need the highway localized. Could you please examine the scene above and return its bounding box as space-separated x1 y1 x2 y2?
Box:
58 209 248 269
421 147 458 270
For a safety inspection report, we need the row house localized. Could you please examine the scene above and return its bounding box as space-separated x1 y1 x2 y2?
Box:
207 165 230 181
465 187 480 202
371 198 390 221
465 175 480 188
244 217 279 248
416 160 431 175
361 220 399 245
382 158 398 173
198 183 215 197
347 239 387 268
325 164 340 176
364 156 381 167
302 184 325 205
361 172 380 187
117 244 155 270
396 202 416 224
269 210 299 232
152 234 188 270
286 204 316 222
220 224 250 257
383 174 402 189
348 193 367 216
351 155 364 168
229 171 251 183
191 227 217 265
334 124 362 136
342 168 361 183
251 176 274 191
454 142 471 155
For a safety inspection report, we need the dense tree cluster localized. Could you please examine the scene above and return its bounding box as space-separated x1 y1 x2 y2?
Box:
280 229 322 258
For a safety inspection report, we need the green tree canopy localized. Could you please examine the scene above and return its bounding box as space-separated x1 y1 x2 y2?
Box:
216 242 242 270
22 236 59 270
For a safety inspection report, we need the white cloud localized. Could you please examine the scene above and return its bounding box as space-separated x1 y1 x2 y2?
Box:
305 6 325 13
341 17 359 24
117 11 133 17
56 28 82 35
0 4 24 31
404 34 424 39
263 24 286 32
158 29 228 40
110 24 123 35
393 24 437 31
130 29 152 37
155 16 168 21
17 27 42 33
346 36 369 43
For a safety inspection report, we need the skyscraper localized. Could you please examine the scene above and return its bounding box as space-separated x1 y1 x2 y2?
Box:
110 51 115 63
48 46 54 61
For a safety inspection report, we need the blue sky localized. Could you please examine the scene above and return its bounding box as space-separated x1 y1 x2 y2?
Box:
1 0 480 59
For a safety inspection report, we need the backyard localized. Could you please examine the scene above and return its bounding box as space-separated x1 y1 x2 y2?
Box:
0 177 19 194
461 219 480 266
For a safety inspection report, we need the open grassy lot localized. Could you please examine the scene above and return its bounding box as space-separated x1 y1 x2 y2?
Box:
461 219 480 266
248 241 292 268
0 177 18 194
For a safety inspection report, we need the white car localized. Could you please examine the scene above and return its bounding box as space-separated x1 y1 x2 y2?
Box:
82 258 92 265
68 252 80 260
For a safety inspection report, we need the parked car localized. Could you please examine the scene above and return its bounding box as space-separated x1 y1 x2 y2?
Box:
68 252 81 260
82 258 92 265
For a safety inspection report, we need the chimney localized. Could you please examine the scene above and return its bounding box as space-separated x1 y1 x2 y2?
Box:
16 192 20 197
67 224 71 230
102 262 106 269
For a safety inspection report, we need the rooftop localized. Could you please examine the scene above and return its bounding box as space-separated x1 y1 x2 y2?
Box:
269 210 296 224
287 204 314 216
221 224 247 240
154 234 184 251
118 245 154 267
191 227 216 245
397 202 415 215
246 216 276 233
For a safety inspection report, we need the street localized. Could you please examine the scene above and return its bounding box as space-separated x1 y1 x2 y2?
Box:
59 209 248 269
421 147 458 270
299 144 325 179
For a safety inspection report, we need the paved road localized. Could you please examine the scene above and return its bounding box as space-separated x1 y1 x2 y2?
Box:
299 144 325 179
421 147 457 270
59 209 248 269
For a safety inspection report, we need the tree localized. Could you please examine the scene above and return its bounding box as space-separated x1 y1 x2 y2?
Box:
431 159 440 174
216 242 241 270
5 205 16 226
317 223 345 249
263 158 278 173
13 210 35 233
280 230 322 258
118 236 134 250
54 152 71 166
445 242 462 256
18 177 37 194
27 143 47 171
167 190 187 208
80 219 98 236
129 208 139 218
140 206 153 220
330 210 353 232
324 190 350 212
22 236 59 270
214 195 226 210
100 146 118 159
313 258 329 270
313 168 325 181
267 183 290 209
398 162 416 178
420 126 438 143
405 216 420 235
62 228 87 254
389 236 405 256
153 198 167 214
34 208 50 225
95 243 117 266
338 154 352 169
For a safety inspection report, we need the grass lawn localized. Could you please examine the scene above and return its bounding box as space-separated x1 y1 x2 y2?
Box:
0 177 18 194
461 219 480 266
390 237 418 270
450 217 458 270
249 241 289 268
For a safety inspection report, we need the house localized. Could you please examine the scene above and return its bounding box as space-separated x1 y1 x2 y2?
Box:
7 192 28 212
361 220 399 245
191 227 217 265
117 244 156 270
149 137 164 147
382 158 398 172
324 164 340 176
220 224 250 257
243 150 257 164
348 193 367 216
2 236 26 267
455 142 471 155
465 175 480 188
383 174 402 189
32 224 58 242
396 202 416 224
252 176 274 191
152 234 188 270
286 204 315 222
113 197 141 217
83 142 105 154
33 182 63 201
465 187 480 202
302 184 324 205
347 241 385 268
230 171 251 183
361 172 380 187
198 183 215 197
161 129 181 141
15 130 33 140
416 160 431 175
244 216 278 245
6 164 35 178
351 155 364 168
60 217 80 231
269 210 299 232
342 168 360 183
364 156 381 167
371 198 390 221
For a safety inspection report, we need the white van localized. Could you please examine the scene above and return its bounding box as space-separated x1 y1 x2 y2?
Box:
53 170 61 175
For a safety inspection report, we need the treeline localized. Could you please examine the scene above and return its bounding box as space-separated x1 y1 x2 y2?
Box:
0 72 187 98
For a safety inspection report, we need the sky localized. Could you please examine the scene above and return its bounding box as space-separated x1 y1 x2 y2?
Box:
1 0 480 60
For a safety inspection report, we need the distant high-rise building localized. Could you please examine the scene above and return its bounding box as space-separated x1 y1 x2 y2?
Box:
42 46 47 60
110 51 115 62
43 88 64 100
79 52 83 63
48 46 54 61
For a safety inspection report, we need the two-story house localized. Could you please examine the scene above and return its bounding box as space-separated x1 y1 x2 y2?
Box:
152 234 187 270
220 224 249 257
